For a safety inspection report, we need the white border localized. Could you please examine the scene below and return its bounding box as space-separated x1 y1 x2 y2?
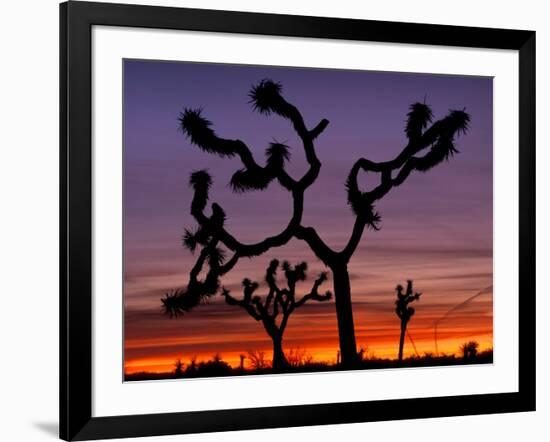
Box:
92 25 518 417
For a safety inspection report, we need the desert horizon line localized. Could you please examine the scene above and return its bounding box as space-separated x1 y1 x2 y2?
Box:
124 333 493 374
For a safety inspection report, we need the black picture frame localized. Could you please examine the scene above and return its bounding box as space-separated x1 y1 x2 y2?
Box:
60 1 536 440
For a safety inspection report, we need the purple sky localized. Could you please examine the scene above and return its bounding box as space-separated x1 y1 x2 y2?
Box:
123 59 493 372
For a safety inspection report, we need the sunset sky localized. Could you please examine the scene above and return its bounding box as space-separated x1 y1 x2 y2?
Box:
123 60 493 374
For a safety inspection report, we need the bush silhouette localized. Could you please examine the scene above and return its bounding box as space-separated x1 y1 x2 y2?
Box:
460 341 480 361
247 349 269 371
174 358 184 378
185 356 198 376
162 79 470 367
286 347 314 368
185 354 232 377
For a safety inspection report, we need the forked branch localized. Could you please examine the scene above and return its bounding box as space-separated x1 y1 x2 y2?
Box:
341 105 470 261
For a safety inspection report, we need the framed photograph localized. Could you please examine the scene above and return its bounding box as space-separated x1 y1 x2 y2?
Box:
60 1 535 440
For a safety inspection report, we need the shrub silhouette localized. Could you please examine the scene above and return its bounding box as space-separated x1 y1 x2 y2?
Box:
162 79 470 367
187 354 232 377
286 347 313 368
185 356 198 376
174 358 184 378
222 259 331 370
124 347 494 381
460 341 479 361
246 349 268 371
394 280 422 362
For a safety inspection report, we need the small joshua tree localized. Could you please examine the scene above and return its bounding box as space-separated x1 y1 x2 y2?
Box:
395 280 421 362
221 259 331 370
162 78 470 367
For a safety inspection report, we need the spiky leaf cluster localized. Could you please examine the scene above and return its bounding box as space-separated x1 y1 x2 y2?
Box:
208 247 226 268
229 143 290 193
405 102 433 141
230 166 272 192
364 205 381 230
179 109 236 157
189 169 212 215
182 227 204 252
189 169 212 189
282 260 308 284
415 109 470 172
345 173 381 230
249 79 285 115
161 275 220 317
265 142 290 170
161 288 198 318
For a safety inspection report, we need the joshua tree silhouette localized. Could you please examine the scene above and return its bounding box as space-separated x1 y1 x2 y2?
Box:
221 259 331 370
394 280 422 362
161 79 470 367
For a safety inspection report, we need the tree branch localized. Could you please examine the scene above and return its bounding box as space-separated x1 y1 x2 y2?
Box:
222 287 263 321
341 106 470 261
177 80 334 313
294 272 332 308
295 225 336 264
248 79 329 190
179 108 297 192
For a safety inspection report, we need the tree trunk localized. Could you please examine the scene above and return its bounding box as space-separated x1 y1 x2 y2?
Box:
331 264 358 368
271 336 288 371
398 322 406 362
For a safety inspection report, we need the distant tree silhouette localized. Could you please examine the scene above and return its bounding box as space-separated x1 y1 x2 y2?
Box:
195 353 232 377
174 358 184 377
460 340 479 361
395 280 422 362
162 79 470 367
185 356 197 376
222 259 331 370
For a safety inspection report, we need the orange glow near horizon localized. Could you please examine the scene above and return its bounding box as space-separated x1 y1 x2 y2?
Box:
124 334 494 375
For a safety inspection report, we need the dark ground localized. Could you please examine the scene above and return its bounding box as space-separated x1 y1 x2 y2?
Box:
125 349 493 382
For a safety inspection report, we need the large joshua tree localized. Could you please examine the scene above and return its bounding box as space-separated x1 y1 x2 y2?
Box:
161 79 470 367
221 259 331 370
